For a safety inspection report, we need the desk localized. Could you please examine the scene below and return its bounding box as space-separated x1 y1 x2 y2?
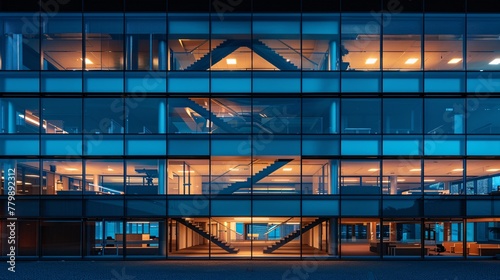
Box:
247 233 259 240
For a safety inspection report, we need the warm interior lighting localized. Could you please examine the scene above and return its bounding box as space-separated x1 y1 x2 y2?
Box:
486 168 500 172
80 58 94 65
410 168 421 172
233 217 269 222
283 168 293 171
226 58 237 65
448 58 462 64
272 179 291 182
342 179 359 182
177 170 194 173
397 179 406 182
25 174 39 178
229 168 239 171
65 168 79 171
107 167 113 171
424 179 436 182
452 168 464 172
229 178 246 182
365 58 378 64
488 58 500 65
368 168 379 172
405 58 419 64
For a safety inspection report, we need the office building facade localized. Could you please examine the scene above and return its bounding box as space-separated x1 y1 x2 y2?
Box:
1 0 500 259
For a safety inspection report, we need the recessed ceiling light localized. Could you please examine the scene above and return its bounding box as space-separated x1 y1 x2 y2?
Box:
405 58 419 64
272 179 290 182
410 168 421 172
365 58 378 64
489 58 500 65
397 179 406 182
226 58 237 65
342 179 359 182
65 168 79 171
368 168 379 172
424 179 436 182
486 168 500 172
80 58 93 65
283 168 292 171
448 58 462 64
229 168 239 171
452 168 464 172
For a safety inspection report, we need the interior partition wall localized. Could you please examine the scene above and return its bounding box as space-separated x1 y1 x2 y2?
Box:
1 0 500 260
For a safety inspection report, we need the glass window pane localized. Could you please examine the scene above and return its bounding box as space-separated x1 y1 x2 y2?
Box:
42 159 83 195
85 159 124 195
85 13 124 70
383 98 422 134
341 14 381 71
42 13 83 70
423 160 463 195
84 98 124 134
383 14 422 70
424 98 465 135
0 13 40 70
467 15 500 71
0 98 39 134
424 14 464 70
126 98 166 134
302 98 339 134
467 98 500 134
302 13 340 71
42 98 82 134
341 98 381 134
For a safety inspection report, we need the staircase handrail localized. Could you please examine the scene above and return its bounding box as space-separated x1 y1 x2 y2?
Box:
211 218 244 237
264 217 294 236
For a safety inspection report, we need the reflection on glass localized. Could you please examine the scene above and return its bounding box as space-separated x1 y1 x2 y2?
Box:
341 14 380 71
425 14 464 71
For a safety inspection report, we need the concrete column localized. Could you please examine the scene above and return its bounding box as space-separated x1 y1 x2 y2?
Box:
328 40 337 71
5 34 23 70
328 218 338 256
158 100 166 134
370 222 377 241
126 35 139 70
330 160 338 194
158 160 166 194
158 221 166 256
158 40 167 70
389 176 398 195
390 223 397 241
93 174 100 192
330 101 338 133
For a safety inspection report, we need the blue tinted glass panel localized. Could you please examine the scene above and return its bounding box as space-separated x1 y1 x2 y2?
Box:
302 199 339 216
126 98 166 134
0 135 39 155
341 72 381 92
467 200 493 216
168 135 209 156
253 72 300 93
85 199 124 217
252 136 300 156
423 199 463 216
341 198 379 216
302 135 340 156
424 72 465 92
84 72 124 92
253 98 300 134
467 15 500 71
42 198 82 217
253 200 300 216
302 14 339 71
168 72 209 93
84 98 124 134
211 72 251 93
42 98 82 134
126 200 166 216
41 72 82 92
467 97 500 134
467 72 500 93
0 72 39 92
424 98 465 135
303 98 339 134
424 136 464 156
211 136 251 156
383 136 421 156
383 72 422 92
125 136 166 155
467 136 500 156
341 98 381 134
302 72 340 92
341 136 381 156
41 135 82 156
84 136 124 156
383 98 423 134
211 199 251 216
125 72 166 93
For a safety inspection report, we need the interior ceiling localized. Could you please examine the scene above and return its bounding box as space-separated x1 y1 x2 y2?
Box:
41 34 500 71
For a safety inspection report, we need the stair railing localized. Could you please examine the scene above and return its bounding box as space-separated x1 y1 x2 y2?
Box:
277 39 318 68
263 217 294 240
211 219 244 241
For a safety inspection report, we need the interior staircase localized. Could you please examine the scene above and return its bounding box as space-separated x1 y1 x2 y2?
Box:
185 39 298 71
173 218 239 254
263 217 328 254
218 159 293 194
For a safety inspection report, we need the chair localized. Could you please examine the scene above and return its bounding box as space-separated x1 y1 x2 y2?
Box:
436 244 446 255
